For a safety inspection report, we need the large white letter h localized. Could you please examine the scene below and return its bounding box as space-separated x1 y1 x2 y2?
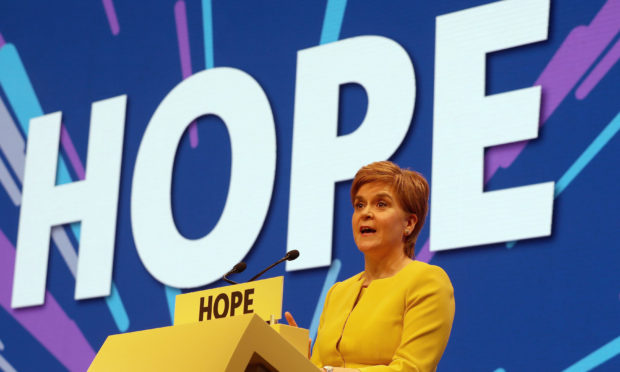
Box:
12 96 126 308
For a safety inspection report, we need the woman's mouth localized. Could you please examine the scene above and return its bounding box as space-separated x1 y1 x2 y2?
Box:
360 226 376 235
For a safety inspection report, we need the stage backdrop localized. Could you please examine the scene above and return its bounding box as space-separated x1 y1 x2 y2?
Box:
1 0 619 371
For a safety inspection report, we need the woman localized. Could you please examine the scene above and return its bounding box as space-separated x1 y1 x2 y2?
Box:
286 161 454 372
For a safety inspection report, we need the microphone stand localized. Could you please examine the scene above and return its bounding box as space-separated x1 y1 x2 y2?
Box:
248 258 286 282
248 250 299 282
222 262 247 284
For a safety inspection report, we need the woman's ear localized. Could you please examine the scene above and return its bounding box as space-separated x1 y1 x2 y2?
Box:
404 214 418 236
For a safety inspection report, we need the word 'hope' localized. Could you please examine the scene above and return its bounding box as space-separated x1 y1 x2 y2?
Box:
12 0 553 308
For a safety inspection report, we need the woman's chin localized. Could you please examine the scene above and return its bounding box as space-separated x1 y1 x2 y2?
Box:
356 242 380 254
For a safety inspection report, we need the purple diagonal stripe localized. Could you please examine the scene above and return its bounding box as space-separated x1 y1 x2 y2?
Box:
415 240 433 264
60 125 85 180
102 0 120 36
175 1 192 80
576 38 620 99
0 33 5 48
536 0 619 122
174 0 199 148
0 230 95 371
484 0 620 182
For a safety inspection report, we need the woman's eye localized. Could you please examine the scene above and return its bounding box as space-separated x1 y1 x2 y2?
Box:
377 201 387 207
355 202 364 209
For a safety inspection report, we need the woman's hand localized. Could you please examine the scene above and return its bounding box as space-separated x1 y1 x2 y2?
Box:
284 311 298 327
284 311 313 358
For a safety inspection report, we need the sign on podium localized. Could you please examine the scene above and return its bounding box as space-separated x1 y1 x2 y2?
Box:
89 277 317 371
174 276 284 325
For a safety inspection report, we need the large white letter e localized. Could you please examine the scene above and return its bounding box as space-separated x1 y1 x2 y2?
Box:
431 0 554 251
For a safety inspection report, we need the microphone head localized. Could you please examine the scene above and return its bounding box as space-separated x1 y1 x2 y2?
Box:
232 262 247 273
285 250 300 261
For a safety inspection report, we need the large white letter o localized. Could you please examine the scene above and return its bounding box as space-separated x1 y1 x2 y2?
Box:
131 68 276 288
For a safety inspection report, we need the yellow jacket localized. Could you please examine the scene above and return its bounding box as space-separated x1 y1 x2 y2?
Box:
310 260 455 372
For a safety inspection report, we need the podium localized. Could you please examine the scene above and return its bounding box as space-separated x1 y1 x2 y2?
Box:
89 277 318 371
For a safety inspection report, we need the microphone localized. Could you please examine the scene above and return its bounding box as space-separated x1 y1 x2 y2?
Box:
248 250 300 282
222 262 247 284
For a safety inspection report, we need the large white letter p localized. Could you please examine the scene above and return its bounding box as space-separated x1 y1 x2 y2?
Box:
288 36 416 270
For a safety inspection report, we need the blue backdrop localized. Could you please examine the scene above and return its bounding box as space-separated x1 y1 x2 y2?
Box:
0 0 619 371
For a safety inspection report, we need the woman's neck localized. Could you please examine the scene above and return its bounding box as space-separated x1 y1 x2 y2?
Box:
362 250 412 286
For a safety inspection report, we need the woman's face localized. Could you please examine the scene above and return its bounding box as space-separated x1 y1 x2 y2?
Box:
351 182 416 256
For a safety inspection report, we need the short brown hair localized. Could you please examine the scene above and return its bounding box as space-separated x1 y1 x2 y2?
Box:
350 161 429 257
